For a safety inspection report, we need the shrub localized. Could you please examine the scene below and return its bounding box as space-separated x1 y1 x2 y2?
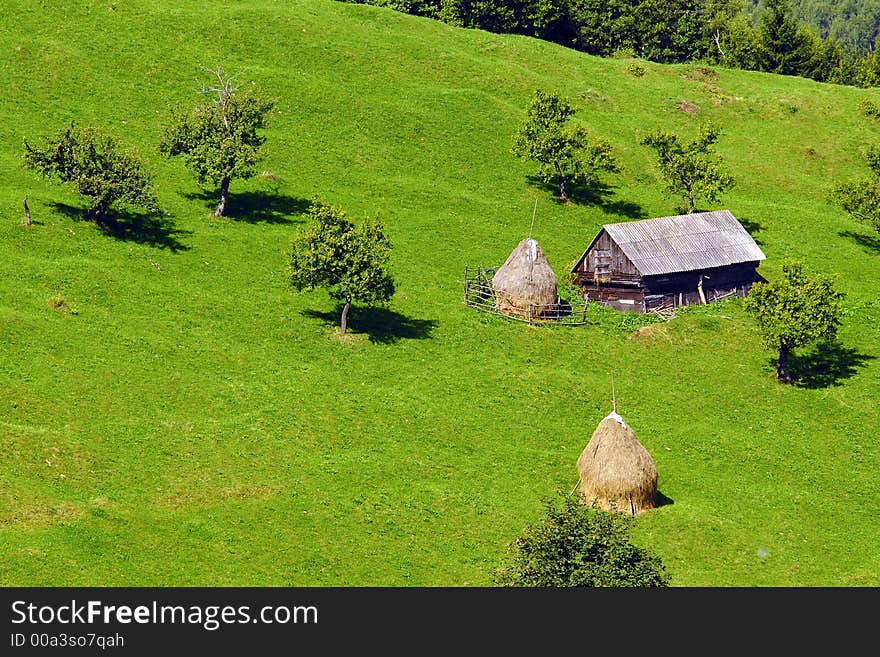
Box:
23 123 159 222
49 293 76 315
627 62 646 77
495 493 670 587
859 99 880 119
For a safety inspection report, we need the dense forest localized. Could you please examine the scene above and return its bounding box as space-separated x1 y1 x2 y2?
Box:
756 1 880 55
344 0 880 86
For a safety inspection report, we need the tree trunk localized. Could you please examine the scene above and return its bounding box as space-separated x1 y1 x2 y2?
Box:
554 162 568 202
776 344 793 382
215 177 231 216
713 30 725 57
340 297 351 335
88 199 109 222
23 195 31 226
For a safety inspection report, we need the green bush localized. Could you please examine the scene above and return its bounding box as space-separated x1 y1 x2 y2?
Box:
495 493 670 587
859 99 880 119
23 123 159 222
626 61 646 77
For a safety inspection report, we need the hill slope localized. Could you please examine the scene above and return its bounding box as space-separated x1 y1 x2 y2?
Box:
0 0 878 586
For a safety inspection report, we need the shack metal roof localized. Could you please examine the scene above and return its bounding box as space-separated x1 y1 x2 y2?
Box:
571 210 766 276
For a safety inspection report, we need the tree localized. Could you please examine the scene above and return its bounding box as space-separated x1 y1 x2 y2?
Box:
701 0 746 62
759 0 811 76
495 493 669 587
719 12 768 71
289 200 395 335
632 0 706 64
160 69 274 217
641 123 735 214
568 0 631 57
798 30 845 83
512 89 619 203
830 145 880 233
744 259 845 383
22 123 159 222
856 49 880 88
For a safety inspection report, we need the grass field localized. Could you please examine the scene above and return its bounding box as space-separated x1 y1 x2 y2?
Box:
1 0 878 586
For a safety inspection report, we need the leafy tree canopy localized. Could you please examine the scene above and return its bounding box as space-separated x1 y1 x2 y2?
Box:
744 259 845 382
495 493 670 587
23 122 160 222
289 200 395 335
641 123 735 214
512 89 618 202
160 69 274 216
830 144 880 233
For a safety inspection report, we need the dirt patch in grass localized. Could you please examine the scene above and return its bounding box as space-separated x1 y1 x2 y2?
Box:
683 65 719 82
629 324 671 343
0 501 85 527
677 100 700 115
153 484 282 511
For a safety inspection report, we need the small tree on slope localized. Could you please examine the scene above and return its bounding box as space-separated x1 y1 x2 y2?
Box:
289 200 395 336
830 144 880 234
641 123 735 214
744 259 845 383
495 493 669 587
160 69 274 217
23 123 160 222
512 89 618 203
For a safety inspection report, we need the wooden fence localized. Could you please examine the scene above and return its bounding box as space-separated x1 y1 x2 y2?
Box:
462 266 590 326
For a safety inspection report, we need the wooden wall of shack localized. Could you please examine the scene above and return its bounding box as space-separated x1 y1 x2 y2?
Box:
641 263 762 311
573 232 763 313
573 232 644 312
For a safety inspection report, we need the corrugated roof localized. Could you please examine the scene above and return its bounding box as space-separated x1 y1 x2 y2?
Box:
576 210 765 276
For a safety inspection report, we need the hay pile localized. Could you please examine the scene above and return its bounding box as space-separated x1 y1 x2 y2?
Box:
491 238 558 319
576 411 657 516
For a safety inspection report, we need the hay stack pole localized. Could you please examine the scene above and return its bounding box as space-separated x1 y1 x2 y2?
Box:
528 198 537 243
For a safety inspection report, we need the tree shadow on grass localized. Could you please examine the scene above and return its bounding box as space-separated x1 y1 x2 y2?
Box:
735 215 765 245
301 305 439 344
182 189 310 224
49 202 192 252
779 341 875 389
839 229 880 255
526 175 645 219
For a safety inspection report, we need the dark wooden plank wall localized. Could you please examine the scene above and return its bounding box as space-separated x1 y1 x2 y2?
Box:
575 231 640 280
574 230 764 313
643 262 761 310
582 286 646 312
643 262 758 293
579 262 762 313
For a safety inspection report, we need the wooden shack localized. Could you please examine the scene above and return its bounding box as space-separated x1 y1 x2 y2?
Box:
570 210 766 313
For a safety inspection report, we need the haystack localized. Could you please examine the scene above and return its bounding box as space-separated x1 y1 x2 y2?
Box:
576 411 657 516
491 238 558 319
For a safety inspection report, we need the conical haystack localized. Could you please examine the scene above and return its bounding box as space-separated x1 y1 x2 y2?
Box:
492 238 558 319
576 411 657 516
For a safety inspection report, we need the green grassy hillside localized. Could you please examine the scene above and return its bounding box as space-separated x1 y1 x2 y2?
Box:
1 0 878 586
